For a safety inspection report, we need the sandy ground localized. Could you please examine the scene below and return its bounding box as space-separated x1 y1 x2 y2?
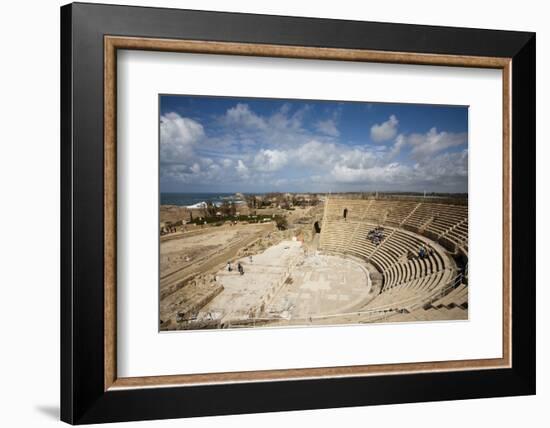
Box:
159 222 274 301
161 227 243 277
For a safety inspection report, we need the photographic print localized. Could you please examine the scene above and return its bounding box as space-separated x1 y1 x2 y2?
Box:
61 7 535 422
159 95 469 331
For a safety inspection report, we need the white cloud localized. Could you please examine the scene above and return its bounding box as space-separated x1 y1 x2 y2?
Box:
388 134 407 158
420 149 468 179
370 114 399 143
407 127 467 160
160 104 467 193
315 119 340 137
338 148 378 170
253 149 288 171
222 103 266 130
160 112 204 162
215 103 313 151
387 128 467 162
294 140 339 167
236 159 250 178
328 147 468 191
268 104 309 131
331 162 411 184
221 158 233 168
293 140 381 173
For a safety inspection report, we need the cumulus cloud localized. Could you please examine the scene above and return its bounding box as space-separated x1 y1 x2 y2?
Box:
221 158 233 168
190 163 201 174
387 128 467 162
160 103 468 193
160 113 204 163
370 115 399 143
388 134 407 158
407 128 467 160
268 103 308 131
215 103 316 151
315 119 340 137
222 103 266 130
235 159 250 178
293 140 380 173
419 149 468 180
331 162 411 185
294 140 339 167
338 148 378 170
328 147 468 191
253 149 288 171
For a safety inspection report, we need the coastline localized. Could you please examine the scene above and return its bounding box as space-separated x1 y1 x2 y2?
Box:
160 192 246 208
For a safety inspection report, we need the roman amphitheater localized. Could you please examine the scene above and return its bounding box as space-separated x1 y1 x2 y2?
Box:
160 196 468 330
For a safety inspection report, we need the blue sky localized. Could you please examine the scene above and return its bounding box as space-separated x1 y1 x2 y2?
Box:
160 95 468 193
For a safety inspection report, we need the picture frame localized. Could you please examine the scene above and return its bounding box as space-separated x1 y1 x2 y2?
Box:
60 2 535 424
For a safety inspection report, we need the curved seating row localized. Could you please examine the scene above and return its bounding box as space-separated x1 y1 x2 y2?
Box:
319 198 465 316
320 220 452 290
323 198 468 254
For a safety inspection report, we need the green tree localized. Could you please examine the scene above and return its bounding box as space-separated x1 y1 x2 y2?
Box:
246 195 257 209
274 215 288 230
205 201 217 217
221 200 231 216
